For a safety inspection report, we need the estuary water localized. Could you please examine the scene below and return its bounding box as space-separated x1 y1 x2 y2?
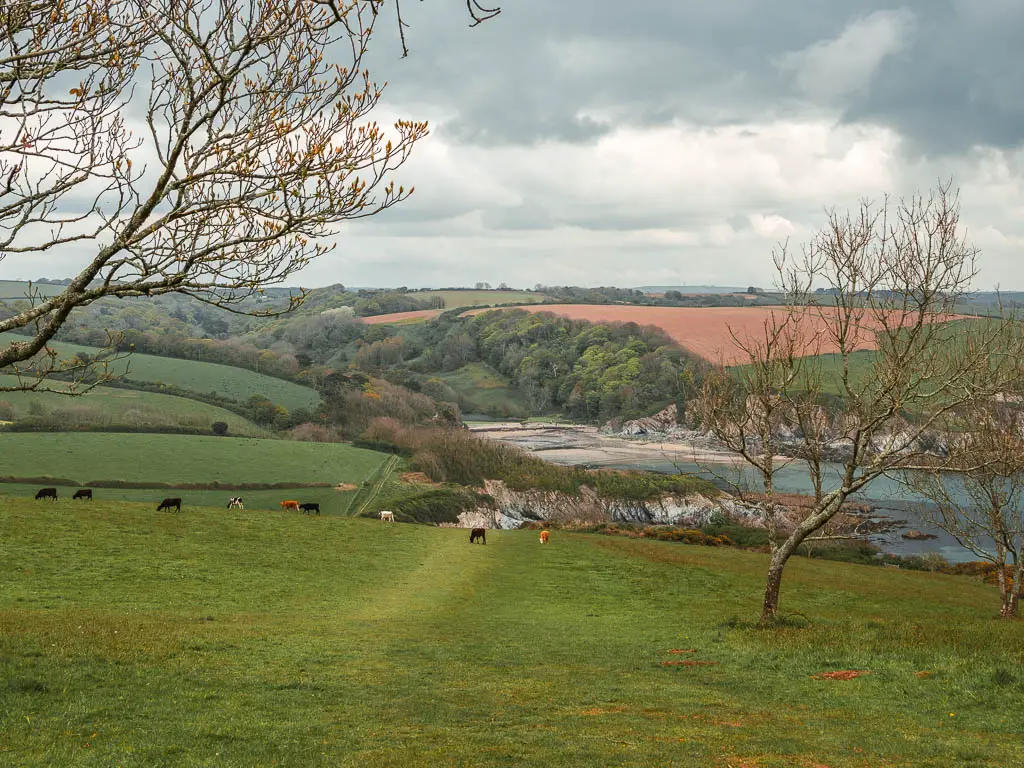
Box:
474 422 989 563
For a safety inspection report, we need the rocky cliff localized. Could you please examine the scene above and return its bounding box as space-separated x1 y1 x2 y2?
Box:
457 479 767 530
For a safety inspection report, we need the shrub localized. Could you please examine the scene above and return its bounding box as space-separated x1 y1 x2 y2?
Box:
211 421 229 435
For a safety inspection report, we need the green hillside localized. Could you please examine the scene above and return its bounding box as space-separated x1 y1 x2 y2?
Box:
438 362 530 417
0 280 65 300
1 499 1021 767
0 376 269 436
0 332 320 411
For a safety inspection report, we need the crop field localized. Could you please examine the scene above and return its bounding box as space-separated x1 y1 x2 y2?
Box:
407 289 548 308
0 433 385 486
0 332 321 411
0 376 268 436
465 305 966 365
439 362 530 417
1 499 1022 767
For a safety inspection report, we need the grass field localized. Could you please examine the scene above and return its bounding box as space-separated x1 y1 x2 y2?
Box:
0 433 386 486
0 280 65 300
1 499 1022 767
408 290 548 308
439 362 531 417
0 332 321 411
0 376 269 436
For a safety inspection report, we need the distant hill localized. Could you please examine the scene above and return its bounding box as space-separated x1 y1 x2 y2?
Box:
636 285 752 295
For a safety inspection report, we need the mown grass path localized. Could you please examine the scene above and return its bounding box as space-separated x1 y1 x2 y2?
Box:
1 498 1022 766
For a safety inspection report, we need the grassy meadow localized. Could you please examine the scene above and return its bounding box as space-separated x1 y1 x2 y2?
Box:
439 362 531 417
0 280 66 300
0 332 320 412
0 376 269 436
1 497 1022 767
0 433 385 486
406 290 548 309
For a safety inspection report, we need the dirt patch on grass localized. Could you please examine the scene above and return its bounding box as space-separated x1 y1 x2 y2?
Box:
667 648 697 654
660 660 720 667
399 472 438 486
812 670 871 681
334 483 358 492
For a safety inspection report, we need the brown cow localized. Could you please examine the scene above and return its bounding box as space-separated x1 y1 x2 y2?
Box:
539 530 550 544
73 489 93 501
469 528 486 544
280 500 300 512
34 487 57 501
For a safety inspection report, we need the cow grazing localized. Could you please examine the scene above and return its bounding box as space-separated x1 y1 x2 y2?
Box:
157 497 182 513
280 500 300 512
539 530 550 544
227 497 244 510
300 502 320 515
379 510 394 522
35 487 57 501
470 528 486 544
73 489 93 501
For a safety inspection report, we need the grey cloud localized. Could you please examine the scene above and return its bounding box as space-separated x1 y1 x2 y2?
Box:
368 0 1024 155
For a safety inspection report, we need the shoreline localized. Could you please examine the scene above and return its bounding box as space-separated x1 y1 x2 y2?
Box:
468 420 973 562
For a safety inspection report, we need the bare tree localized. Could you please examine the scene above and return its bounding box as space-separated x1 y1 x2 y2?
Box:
697 184 1024 624
0 0 496 392
905 401 1024 618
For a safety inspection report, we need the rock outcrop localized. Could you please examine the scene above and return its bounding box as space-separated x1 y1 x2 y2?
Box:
457 479 768 530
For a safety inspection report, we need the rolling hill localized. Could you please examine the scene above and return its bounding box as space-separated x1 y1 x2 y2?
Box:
0 332 321 411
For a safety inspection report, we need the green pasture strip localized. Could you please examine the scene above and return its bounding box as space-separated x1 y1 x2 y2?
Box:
0 433 385 486
405 290 548 309
0 280 65 300
0 332 321 412
0 484 357 515
1 498 1022 767
438 362 530 416
0 375 269 436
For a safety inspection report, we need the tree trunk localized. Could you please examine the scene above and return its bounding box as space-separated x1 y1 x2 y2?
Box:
1002 562 1024 619
761 559 786 623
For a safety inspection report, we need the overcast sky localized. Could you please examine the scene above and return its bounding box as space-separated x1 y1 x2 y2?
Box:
325 0 1024 290
5 1 1024 290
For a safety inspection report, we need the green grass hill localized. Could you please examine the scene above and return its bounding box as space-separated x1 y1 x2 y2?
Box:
1 497 1021 767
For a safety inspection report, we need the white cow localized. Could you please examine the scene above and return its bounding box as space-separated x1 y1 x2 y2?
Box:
379 510 395 522
227 497 244 510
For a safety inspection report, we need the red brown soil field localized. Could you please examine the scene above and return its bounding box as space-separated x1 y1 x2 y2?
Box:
462 305 963 365
360 309 444 325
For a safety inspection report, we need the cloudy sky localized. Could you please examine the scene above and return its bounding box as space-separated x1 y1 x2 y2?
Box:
321 0 1024 290
4 1 1023 291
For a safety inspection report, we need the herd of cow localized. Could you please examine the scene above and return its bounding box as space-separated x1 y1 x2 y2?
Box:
31 488 552 543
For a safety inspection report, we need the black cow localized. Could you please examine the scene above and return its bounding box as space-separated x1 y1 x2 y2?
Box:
73 489 93 501
469 528 486 544
157 497 182 513
35 487 57 501
299 502 320 515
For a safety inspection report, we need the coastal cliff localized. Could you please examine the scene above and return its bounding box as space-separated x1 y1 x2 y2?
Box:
458 479 767 530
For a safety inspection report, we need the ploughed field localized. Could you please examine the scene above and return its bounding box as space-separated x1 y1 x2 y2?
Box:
0 434 386 515
2 498 1022 767
464 305 964 365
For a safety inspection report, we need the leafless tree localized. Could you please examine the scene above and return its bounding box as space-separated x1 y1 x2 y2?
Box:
0 0 496 393
697 183 1024 624
905 401 1024 618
